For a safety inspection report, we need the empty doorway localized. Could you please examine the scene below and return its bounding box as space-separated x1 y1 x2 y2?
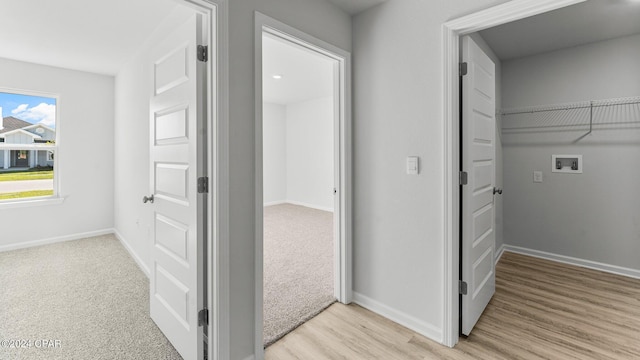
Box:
254 13 353 354
261 29 338 347
447 0 640 346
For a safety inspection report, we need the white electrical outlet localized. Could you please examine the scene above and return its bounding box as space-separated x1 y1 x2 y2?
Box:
533 171 543 183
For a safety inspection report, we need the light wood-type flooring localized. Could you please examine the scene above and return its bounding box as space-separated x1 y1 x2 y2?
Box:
266 252 640 359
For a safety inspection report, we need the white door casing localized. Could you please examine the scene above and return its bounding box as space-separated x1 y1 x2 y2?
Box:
254 12 352 359
460 35 496 336
442 0 588 347
149 13 205 360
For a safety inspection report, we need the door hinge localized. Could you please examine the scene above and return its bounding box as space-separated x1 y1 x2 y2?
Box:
459 62 468 76
198 308 209 326
198 176 209 194
197 45 208 62
459 171 468 186
459 280 468 295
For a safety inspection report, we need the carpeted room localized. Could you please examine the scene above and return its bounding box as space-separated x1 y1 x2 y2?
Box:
0 1 205 359
262 204 335 345
261 32 340 346
0 235 182 360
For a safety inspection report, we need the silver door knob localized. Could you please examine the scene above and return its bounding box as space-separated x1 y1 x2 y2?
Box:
493 187 503 195
143 194 154 203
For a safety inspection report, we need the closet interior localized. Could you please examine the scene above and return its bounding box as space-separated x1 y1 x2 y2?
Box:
476 0 640 275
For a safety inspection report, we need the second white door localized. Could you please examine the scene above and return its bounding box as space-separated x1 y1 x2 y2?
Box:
148 13 207 360
460 35 497 336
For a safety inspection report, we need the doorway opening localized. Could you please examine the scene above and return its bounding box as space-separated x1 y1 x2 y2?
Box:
447 0 640 347
254 12 352 356
261 31 338 346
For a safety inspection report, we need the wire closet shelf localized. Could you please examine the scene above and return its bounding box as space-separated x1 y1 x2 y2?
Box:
499 95 640 133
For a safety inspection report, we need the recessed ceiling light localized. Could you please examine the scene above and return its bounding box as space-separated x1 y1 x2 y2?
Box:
272 74 283 80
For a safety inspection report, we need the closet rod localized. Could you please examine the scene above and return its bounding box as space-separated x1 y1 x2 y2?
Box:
499 96 640 116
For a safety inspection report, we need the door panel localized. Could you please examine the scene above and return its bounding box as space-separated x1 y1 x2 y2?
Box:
461 35 496 336
155 163 190 204
148 13 204 360
155 47 190 95
155 105 189 145
15 150 28 167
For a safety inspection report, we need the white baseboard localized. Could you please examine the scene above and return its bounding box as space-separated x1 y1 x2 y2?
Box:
0 228 114 253
263 200 286 207
352 292 442 344
263 200 334 212
113 228 150 278
504 245 640 280
284 200 334 213
242 355 255 360
495 244 506 265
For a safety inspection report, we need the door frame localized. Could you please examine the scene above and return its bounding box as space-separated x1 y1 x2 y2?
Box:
173 0 229 359
254 11 353 358
441 0 586 347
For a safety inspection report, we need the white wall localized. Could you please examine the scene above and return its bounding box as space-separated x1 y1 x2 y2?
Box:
0 58 114 248
501 33 640 271
286 97 334 211
113 7 192 275
352 0 507 343
6 133 33 144
263 97 334 211
263 103 287 204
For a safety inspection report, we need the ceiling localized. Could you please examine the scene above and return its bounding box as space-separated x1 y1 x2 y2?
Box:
263 35 335 105
9 0 636 78
480 0 640 61
326 0 387 15
0 0 180 75
0 0 385 77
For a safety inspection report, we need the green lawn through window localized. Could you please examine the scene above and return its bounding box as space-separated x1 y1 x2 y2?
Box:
0 170 54 182
0 190 54 200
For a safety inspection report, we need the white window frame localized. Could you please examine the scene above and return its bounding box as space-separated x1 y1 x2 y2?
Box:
0 87 63 208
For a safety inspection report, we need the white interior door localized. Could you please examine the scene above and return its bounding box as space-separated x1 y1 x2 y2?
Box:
147 13 205 360
461 35 496 336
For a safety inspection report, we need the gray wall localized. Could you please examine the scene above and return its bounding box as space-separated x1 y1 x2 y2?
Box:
501 33 640 270
352 0 508 341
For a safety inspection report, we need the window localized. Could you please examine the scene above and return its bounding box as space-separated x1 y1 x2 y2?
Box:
0 89 59 204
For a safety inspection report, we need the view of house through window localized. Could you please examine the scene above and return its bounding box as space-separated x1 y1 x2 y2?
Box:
0 91 57 201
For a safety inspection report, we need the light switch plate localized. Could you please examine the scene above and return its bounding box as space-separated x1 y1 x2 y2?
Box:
406 156 419 175
533 171 543 183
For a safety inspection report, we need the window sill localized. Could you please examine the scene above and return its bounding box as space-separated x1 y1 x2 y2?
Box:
0 196 65 210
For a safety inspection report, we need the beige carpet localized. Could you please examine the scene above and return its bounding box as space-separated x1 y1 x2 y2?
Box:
263 204 335 346
0 234 182 360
